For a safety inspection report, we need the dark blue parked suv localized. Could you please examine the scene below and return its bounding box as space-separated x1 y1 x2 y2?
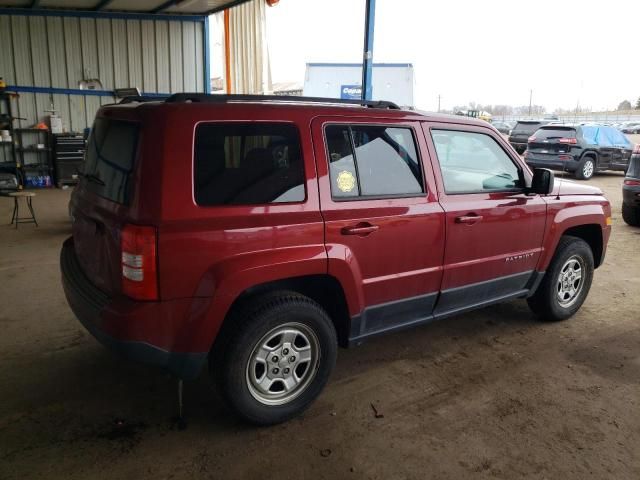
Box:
524 125 634 180
622 145 640 226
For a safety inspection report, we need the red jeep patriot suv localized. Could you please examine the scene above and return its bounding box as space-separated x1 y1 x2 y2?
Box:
61 94 611 425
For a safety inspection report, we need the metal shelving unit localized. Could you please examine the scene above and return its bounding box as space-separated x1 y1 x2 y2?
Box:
0 91 19 189
15 128 53 187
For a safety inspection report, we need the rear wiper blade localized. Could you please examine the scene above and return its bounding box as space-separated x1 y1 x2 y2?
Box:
81 173 105 186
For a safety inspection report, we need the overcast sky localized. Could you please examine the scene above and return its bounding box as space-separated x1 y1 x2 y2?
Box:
261 0 640 112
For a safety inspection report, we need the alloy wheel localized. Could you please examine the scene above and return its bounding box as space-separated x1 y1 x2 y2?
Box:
556 255 585 307
245 322 320 406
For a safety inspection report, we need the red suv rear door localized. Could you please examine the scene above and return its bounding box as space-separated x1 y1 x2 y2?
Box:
312 117 445 342
423 122 547 317
70 116 142 296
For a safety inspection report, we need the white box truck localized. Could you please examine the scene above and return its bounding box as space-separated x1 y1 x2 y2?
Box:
303 63 414 107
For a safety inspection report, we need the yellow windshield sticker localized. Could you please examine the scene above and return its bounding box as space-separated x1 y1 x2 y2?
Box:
336 170 356 193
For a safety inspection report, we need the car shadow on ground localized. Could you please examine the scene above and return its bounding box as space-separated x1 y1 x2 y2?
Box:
2 299 544 448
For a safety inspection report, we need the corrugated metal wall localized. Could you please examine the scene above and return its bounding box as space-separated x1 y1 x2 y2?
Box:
0 14 205 133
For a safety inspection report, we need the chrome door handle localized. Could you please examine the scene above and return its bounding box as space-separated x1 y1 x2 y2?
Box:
341 223 380 236
455 214 483 225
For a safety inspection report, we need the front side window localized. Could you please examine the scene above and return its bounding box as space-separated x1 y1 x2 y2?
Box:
604 127 632 148
431 130 522 194
325 125 423 199
194 123 305 205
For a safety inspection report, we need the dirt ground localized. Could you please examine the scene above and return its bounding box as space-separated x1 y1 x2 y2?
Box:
1 171 639 479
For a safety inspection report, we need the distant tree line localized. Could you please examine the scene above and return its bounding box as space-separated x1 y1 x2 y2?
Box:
616 98 640 111
448 97 640 116
449 103 546 116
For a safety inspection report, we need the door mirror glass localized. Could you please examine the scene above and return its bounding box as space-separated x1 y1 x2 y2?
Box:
529 168 554 195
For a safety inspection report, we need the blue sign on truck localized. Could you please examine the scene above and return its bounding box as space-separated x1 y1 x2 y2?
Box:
341 85 362 100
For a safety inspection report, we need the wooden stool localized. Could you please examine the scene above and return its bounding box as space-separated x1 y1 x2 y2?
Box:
8 191 38 228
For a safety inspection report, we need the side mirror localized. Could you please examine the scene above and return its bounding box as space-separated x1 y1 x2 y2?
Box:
529 168 554 195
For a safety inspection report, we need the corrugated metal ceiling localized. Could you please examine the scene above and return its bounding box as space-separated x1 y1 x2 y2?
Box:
0 0 251 15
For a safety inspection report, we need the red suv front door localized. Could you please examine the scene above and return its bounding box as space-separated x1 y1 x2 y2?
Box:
312 117 445 342
423 123 547 317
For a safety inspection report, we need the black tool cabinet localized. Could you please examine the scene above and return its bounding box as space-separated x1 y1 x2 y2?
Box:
53 134 85 187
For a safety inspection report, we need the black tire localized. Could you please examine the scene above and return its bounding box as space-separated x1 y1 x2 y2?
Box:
622 203 640 227
211 291 337 425
575 157 595 180
527 236 594 321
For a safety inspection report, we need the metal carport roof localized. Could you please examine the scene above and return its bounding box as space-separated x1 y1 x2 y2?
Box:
0 0 379 102
0 0 252 16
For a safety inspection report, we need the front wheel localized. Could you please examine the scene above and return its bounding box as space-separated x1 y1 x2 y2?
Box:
211 291 337 425
527 236 594 321
575 157 595 180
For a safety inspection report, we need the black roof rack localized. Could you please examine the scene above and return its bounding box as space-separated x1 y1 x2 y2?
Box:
118 95 169 104
164 93 401 110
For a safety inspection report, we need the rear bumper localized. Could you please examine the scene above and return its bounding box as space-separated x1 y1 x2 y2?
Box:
60 237 206 379
623 185 640 206
526 157 578 172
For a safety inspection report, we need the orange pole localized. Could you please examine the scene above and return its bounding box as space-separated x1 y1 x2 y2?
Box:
224 9 232 94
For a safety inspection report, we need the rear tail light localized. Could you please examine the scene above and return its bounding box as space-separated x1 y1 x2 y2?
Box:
633 144 640 154
558 138 578 144
624 179 640 186
121 224 158 301
528 136 536 142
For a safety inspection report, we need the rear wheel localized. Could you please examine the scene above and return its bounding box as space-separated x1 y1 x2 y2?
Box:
212 291 337 425
575 157 595 180
527 236 594 321
622 203 640 226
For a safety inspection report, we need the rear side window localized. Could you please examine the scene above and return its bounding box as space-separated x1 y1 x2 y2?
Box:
194 123 305 206
84 118 139 205
325 125 423 198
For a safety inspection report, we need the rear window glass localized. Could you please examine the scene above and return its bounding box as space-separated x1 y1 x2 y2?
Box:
535 128 576 139
512 122 543 134
84 118 139 204
194 123 305 206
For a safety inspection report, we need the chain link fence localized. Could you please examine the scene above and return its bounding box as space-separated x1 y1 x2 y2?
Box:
497 112 640 124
